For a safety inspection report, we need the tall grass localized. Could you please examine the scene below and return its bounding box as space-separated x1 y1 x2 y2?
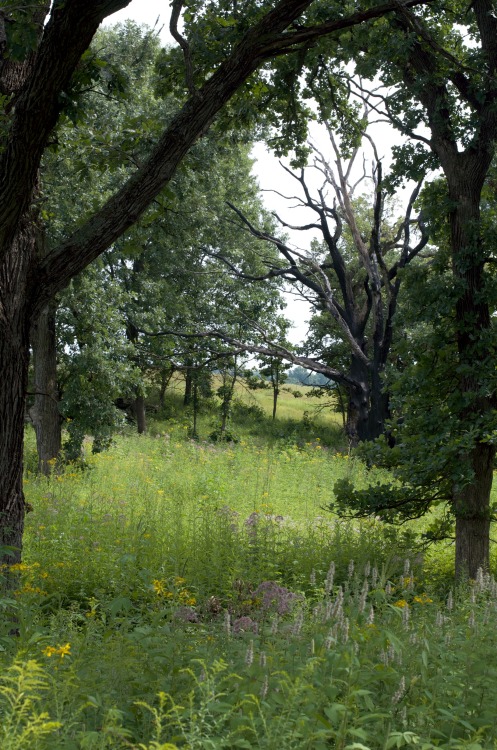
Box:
2 417 497 748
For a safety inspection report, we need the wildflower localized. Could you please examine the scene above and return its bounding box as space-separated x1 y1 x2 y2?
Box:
413 593 433 604
341 617 349 644
446 590 453 611
233 616 258 634
394 599 408 608
330 586 344 621
371 567 379 587
348 560 355 578
152 579 168 596
179 589 196 605
291 610 304 636
9 563 31 572
367 606 375 625
392 676 406 705
324 628 335 649
358 580 369 613
475 567 485 591
402 603 410 630
16 583 46 595
260 674 269 699
42 643 71 659
224 610 231 637
253 581 299 616
325 561 335 595
245 640 254 666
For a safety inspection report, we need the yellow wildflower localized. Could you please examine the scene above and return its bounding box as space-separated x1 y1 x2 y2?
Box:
152 579 167 595
16 583 47 595
413 593 433 604
42 643 71 659
394 599 408 608
58 643 71 658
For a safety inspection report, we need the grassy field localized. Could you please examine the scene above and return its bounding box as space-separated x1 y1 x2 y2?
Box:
1 390 497 748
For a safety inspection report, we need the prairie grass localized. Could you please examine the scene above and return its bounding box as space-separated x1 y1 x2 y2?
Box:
2 417 497 748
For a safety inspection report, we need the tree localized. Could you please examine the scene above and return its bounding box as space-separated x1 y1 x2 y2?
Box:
320 0 497 577
258 316 292 420
28 300 61 474
0 0 432 580
221 121 427 444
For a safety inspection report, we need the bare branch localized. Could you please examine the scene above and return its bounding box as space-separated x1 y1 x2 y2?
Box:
170 0 197 96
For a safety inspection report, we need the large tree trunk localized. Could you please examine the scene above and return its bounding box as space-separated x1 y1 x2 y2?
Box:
159 366 174 410
449 174 496 578
183 367 193 407
368 365 391 443
0 221 35 580
454 442 494 578
272 385 279 421
346 355 372 445
134 394 146 435
29 301 61 474
345 374 390 446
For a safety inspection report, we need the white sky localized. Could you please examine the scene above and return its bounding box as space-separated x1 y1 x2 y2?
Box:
103 2 410 345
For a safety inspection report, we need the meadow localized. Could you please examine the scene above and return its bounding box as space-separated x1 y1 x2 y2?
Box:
2 385 497 749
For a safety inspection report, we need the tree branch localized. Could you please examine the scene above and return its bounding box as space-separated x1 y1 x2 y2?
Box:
0 0 132 268
141 324 362 391
30 0 433 312
170 0 197 96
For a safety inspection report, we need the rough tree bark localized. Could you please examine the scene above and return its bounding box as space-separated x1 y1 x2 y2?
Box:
183 367 193 407
449 174 496 577
0 217 35 572
29 300 61 474
134 394 147 435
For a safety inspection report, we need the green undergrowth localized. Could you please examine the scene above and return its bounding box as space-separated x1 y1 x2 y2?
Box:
2 428 497 748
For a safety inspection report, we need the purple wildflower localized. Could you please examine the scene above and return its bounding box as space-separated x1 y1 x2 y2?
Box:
233 616 259 634
253 581 298 616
